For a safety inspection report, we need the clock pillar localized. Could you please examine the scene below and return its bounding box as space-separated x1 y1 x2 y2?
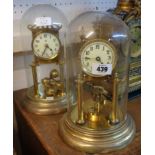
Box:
31 62 39 97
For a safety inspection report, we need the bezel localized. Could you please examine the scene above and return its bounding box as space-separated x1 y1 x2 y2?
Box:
79 38 117 77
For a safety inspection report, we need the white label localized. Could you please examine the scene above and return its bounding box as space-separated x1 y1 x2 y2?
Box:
92 64 112 76
46 96 54 100
35 17 52 26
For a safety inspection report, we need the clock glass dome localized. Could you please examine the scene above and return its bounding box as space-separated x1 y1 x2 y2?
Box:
20 4 69 115
59 11 135 153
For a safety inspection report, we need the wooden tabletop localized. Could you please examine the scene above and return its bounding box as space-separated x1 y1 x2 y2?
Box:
14 89 141 155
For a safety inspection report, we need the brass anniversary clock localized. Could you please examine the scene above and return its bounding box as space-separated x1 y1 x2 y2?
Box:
59 12 135 153
21 4 68 115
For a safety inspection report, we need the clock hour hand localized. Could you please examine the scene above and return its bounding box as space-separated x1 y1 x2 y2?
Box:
85 56 103 64
43 44 53 56
46 44 53 51
85 57 97 60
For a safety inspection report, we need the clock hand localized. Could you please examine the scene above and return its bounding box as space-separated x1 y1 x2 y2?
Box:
85 57 98 60
85 56 103 63
96 56 103 64
46 44 53 53
42 47 47 56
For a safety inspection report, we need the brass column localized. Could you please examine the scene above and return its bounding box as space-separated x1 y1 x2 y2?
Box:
76 74 85 125
111 72 119 124
31 63 39 97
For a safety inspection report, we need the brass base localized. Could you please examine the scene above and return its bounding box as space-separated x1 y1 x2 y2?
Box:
59 113 135 153
23 86 67 115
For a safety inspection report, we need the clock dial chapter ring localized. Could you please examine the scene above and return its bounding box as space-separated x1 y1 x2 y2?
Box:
79 39 117 77
32 32 61 60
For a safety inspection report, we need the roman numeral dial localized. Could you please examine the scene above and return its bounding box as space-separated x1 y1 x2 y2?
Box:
33 32 60 60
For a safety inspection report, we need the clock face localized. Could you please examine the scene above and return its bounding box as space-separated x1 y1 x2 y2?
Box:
33 32 60 60
80 39 117 77
130 25 141 58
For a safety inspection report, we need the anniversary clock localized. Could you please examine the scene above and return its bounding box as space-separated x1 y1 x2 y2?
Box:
20 4 68 115
59 12 135 153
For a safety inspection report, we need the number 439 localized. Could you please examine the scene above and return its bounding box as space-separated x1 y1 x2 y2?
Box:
97 66 108 72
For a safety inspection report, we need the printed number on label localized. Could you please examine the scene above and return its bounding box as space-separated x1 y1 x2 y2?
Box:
97 66 108 72
92 64 112 76
35 17 52 26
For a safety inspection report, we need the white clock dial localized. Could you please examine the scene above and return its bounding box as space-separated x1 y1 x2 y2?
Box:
80 40 117 76
33 32 60 59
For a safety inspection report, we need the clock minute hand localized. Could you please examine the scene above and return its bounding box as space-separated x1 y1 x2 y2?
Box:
42 46 47 56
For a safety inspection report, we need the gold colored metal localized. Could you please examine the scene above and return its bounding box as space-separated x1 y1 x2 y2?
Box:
83 84 112 129
50 69 59 78
111 73 119 124
79 38 118 77
31 62 39 97
42 69 65 98
59 15 136 153
76 74 85 124
76 36 118 128
116 0 135 12
23 84 67 115
28 25 62 61
71 99 112 130
23 24 68 115
59 112 135 153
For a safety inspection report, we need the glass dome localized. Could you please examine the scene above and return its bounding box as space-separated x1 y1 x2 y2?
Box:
20 4 69 115
59 11 135 153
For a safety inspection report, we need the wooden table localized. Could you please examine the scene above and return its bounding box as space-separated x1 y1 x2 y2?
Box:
14 89 141 155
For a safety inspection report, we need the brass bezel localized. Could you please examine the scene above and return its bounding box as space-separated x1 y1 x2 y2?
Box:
79 38 117 77
32 30 61 61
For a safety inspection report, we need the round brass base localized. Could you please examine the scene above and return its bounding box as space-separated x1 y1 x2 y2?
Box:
22 87 67 115
59 113 135 153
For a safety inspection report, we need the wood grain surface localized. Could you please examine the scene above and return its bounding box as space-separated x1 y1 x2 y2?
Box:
14 89 141 155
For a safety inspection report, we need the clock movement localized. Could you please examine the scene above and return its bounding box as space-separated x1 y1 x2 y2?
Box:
20 4 68 115
59 11 135 153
